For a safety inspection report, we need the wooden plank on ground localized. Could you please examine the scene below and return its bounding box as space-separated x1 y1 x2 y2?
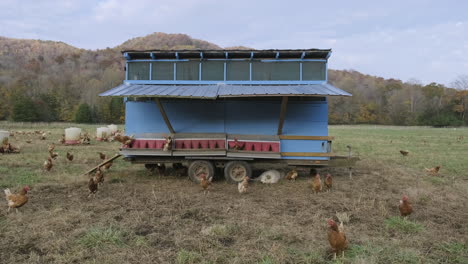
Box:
82 154 122 175
279 135 335 140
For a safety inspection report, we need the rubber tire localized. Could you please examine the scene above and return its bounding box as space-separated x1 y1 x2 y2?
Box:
188 160 215 184
224 161 252 184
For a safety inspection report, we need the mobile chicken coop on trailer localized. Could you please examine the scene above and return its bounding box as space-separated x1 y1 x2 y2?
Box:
100 49 354 183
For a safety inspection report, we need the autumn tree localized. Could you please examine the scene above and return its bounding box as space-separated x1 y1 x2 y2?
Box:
74 103 93 123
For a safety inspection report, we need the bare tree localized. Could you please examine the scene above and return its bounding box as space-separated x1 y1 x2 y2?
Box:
451 75 468 121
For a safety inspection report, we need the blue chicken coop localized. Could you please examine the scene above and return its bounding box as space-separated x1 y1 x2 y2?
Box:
100 49 353 183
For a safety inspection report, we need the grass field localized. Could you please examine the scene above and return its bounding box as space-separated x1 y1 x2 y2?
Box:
0 122 467 263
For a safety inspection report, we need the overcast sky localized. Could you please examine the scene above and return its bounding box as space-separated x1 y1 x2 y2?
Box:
1 0 467 85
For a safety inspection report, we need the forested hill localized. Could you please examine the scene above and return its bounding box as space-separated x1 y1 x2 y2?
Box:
0 33 466 126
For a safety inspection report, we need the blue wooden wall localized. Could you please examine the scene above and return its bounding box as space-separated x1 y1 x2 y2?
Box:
125 98 329 159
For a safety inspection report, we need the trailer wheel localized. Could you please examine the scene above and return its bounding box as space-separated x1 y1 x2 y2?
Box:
188 160 215 183
224 161 252 183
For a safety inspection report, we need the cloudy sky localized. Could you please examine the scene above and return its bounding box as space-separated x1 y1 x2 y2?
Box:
1 0 467 85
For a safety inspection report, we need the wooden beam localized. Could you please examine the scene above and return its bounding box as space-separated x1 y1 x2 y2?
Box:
154 98 175 134
281 152 336 157
277 96 289 135
279 135 335 140
82 154 122 175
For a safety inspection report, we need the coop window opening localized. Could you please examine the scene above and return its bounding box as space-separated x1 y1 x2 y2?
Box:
126 60 326 82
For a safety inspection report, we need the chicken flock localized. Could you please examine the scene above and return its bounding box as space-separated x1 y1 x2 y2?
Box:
3 129 450 261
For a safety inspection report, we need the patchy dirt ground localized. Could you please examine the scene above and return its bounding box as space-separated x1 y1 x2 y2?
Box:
0 123 467 263
1 163 467 264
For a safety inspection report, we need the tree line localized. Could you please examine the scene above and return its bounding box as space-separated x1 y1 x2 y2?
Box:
328 70 468 126
0 34 467 126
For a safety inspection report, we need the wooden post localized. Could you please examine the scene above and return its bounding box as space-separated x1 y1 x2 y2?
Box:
154 98 175 134
277 96 288 135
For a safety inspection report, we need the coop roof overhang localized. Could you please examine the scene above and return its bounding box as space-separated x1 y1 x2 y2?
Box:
122 49 332 61
99 83 352 98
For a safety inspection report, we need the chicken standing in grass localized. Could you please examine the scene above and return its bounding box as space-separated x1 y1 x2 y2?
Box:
327 219 348 260
312 173 322 193
200 173 212 195
43 157 53 171
49 152 58 160
400 150 409 156
66 152 74 161
98 152 106 161
95 168 104 185
48 143 55 153
286 169 298 181
399 195 413 217
88 177 98 198
425 166 441 175
58 134 65 144
238 176 249 194
324 173 333 191
4 186 30 213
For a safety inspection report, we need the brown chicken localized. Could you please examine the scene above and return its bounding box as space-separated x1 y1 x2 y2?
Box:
163 136 172 151
327 219 348 260
95 168 104 184
66 152 74 161
238 176 249 194
312 173 322 193
58 134 66 144
115 135 135 147
43 157 53 171
200 173 212 195
88 177 98 198
49 152 58 160
103 160 113 171
4 186 30 213
324 173 333 191
286 169 298 181
400 150 409 156
232 138 244 150
399 195 413 217
98 152 106 161
48 143 55 153
425 166 441 175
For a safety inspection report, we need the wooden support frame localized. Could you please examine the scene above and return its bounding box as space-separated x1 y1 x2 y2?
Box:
277 96 289 135
154 98 175 134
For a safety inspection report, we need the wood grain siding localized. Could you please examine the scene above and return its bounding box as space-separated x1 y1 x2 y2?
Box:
279 135 334 140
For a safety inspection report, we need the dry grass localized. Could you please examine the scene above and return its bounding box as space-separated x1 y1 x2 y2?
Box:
0 122 467 263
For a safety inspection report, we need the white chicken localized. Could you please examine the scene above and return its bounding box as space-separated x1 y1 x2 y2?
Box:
258 170 281 184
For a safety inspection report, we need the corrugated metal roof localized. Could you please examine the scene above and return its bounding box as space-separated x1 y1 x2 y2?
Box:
99 83 219 98
217 84 351 97
99 83 351 98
